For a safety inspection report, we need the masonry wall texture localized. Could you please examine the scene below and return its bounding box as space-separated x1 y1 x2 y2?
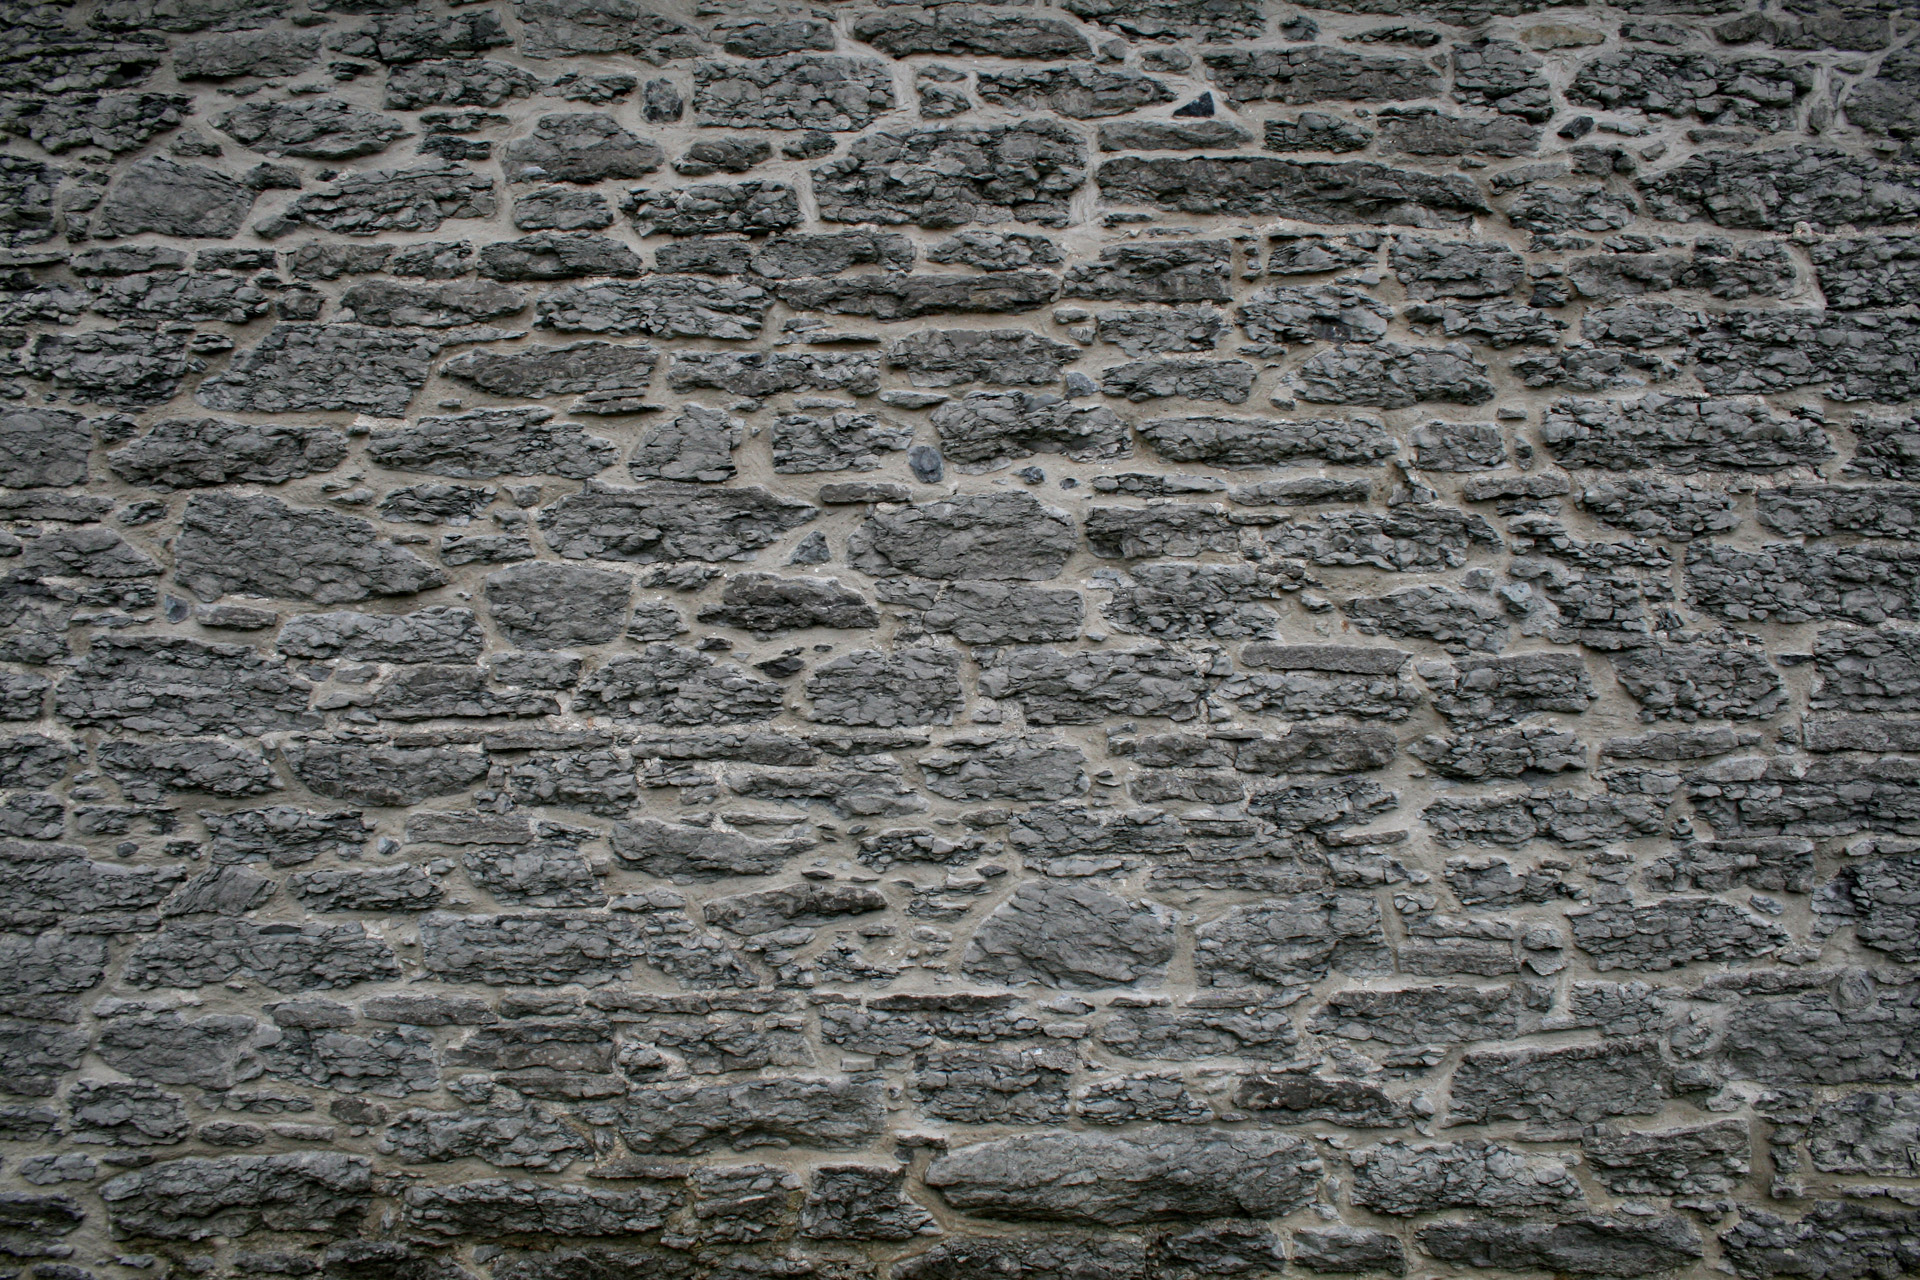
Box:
1 0 1918 1277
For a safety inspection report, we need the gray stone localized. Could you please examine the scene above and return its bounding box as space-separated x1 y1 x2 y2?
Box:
284 739 489 806
96 155 253 238
1295 341 1494 406
197 323 438 418
963 880 1174 989
214 98 407 160
100 1152 372 1241
1583 1120 1751 1196
1352 1140 1583 1216
29 326 196 410
697 573 878 635
611 818 808 882
266 164 495 237
1418 1216 1704 1278
772 410 913 473
538 481 815 562
614 1077 884 1153
693 55 895 132
926 1127 1321 1225
1720 1203 1920 1280
1685 541 1920 625
806 647 963 727
1195 893 1391 988
815 122 1085 229
107 418 347 490
624 181 799 238
1098 156 1487 227
920 732 1087 802
536 278 771 339
978 66 1173 119
55 635 312 735
175 491 445 603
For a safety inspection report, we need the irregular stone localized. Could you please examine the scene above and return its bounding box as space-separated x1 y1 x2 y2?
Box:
444 340 656 401
852 8 1089 59
1376 107 1539 157
926 1127 1321 1225
266 164 495 237
214 98 407 160
283 739 489 806
55 635 312 735
175 491 446 603
806 647 963 727
197 323 438 418
801 1164 937 1241
1685 541 1920 625
614 1077 884 1153
1568 897 1789 969
106 418 347 490
963 879 1174 989
123 917 400 990
538 481 815 563
692 55 895 132
923 581 1084 644
920 732 1087 802
775 271 1059 320
384 59 540 111
772 410 913 473
1098 120 1252 151
1295 341 1494 406
849 492 1073 581
624 181 800 238
1720 1203 1920 1280
1204 46 1440 105
29 326 195 409
1351 1140 1583 1216
1640 145 1920 230
96 738 281 802
536 278 771 339
694 573 877 637
1097 156 1487 227
1418 1216 1704 1278
96 155 253 238
977 66 1173 119
1571 50 1812 130
1610 642 1786 722
99 1153 372 1241
1194 893 1392 988
1581 1119 1750 1196
814 122 1085 228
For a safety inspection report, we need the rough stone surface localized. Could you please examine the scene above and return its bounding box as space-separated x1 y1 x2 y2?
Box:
2 2 1913 1269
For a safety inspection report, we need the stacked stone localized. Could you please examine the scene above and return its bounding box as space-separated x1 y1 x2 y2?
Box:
0 0 1917 1277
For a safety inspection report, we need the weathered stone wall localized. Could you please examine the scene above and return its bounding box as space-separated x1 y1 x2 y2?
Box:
1 0 1918 1275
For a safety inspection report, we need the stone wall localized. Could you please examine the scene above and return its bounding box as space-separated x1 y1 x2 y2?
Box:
1 0 1918 1275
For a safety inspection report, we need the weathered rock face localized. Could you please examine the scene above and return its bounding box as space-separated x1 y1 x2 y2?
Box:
6 0 1914 1268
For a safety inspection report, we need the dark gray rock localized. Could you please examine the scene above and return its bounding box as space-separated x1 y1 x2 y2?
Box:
107 418 347 490
99 1152 372 1241
1610 642 1786 722
501 113 662 185
283 739 489 806
384 59 540 110
1195 892 1391 988
538 481 815 563
624 181 799 238
30 326 196 409
1098 156 1487 227
1064 241 1231 304
443 340 656 401
197 323 438 418
476 232 644 281
693 55 895 132
1293 1226 1408 1276
978 66 1174 119
933 390 1126 466
1720 1203 1920 1280
55 635 311 735
96 737 280 802
1265 112 1378 153
0 407 91 487
611 817 808 881
814 122 1085 228
124 918 400 990
1267 505 1502 572
978 645 1209 724
1418 1216 1703 1278
1352 1140 1583 1216
96 156 253 238
403 1179 678 1238
575 644 783 724
1640 145 1920 230
777 271 1060 320
1295 342 1494 406
852 8 1090 59
920 732 1087 801
614 1077 884 1153
802 1164 937 1241
772 410 914 473
369 408 613 480
536 278 771 339
1685 541 1920 625
265 164 495 237
806 647 963 727
889 331 1078 389
1139 413 1393 466
923 581 1085 644
1204 46 1440 105
1099 120 1252 152
849 492 1075 581
214 98 408 160
1582 1120 1751 1196
926 1127 1321 1225
1376 107 1539 157
1572 50 1811 129
175 491 446 603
